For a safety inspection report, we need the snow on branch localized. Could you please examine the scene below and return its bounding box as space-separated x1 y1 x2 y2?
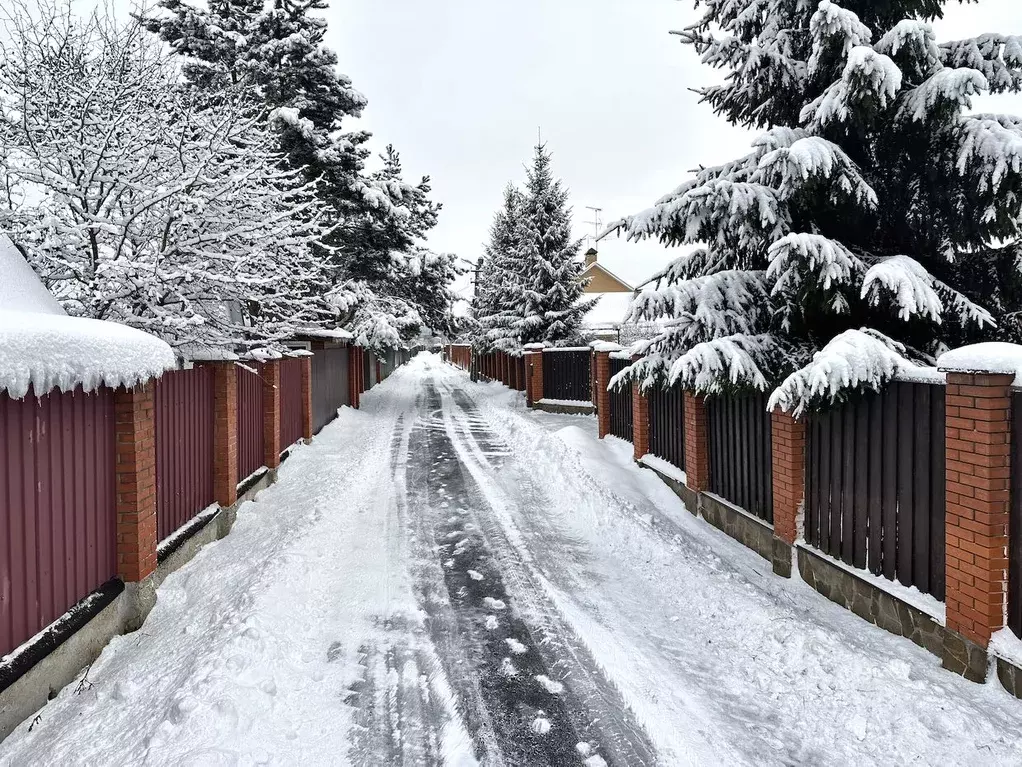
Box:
755 136 878 209
667 334 781 395
876 20 941 74
860 255 943 322
767 233 865 302
768 328 908 416
808 1 872 77
626 271 771 337
897 68 988 124
956 114 1022 194
940 34 1022 94
802 47 902 129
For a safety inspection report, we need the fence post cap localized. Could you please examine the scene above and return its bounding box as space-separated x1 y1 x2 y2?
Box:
937 342 1022 381
523 343 546 351
590 341 623 353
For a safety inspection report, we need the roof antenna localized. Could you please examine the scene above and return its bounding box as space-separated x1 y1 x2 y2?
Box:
584 206 603 250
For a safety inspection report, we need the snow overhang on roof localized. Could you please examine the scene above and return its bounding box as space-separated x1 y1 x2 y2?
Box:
0 234 175 399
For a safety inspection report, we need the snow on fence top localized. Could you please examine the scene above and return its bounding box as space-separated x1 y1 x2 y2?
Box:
297 327 354 341
0 234 175 399
544 347 592 353
590 341 623 353
938 343 1022 384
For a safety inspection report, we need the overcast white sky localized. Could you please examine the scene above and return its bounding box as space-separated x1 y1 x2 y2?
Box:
327 0 1022 300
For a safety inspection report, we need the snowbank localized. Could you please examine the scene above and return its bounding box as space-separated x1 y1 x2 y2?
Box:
0 310 176 399
938 342 1022 382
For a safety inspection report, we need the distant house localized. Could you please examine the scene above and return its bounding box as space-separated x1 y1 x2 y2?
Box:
578 248 638 342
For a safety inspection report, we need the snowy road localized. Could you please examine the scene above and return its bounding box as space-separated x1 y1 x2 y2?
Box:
6 353 1022 766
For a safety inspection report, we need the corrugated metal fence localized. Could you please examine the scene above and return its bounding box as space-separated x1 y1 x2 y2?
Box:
311 347 350 434
154 368 215 543
1 387 117 660
608 357 633 442
805 382 946 600
279 358 305 450
1012 391 1022 639
649 385 686 471
237 365 265 482
707 393 773 523
542 350 591 402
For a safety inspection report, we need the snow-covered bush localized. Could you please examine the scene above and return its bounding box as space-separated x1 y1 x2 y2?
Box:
612 0 1021 413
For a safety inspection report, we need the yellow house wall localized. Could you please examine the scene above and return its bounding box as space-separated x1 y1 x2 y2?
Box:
583 267 632 293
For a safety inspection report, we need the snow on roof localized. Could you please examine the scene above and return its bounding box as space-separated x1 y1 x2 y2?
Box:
938 342 1022 382
298 327 354 341
582 292 636 329
0 234 65 315
0 234 176 399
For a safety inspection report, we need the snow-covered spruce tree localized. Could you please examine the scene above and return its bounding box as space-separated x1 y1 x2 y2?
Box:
475 184 527 353
515 145 595 346
613 0 1022 415
0 10 333 355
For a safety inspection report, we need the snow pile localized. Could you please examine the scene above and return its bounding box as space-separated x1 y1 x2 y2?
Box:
0 310 177 399
0 235 175 398
938 342 1022 381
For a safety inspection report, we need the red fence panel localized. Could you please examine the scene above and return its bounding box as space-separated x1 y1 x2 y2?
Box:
280 357 305 450
237 364 265 482
311 346 350 434
1 387 117 659
154 368 215 543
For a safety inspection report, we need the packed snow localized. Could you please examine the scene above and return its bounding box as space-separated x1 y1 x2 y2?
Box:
938 342 1022 381
7 354 1022 766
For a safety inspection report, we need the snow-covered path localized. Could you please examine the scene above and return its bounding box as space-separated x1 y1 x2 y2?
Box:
6 353 1022 766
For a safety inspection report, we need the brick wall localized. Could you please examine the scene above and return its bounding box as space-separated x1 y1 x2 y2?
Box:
114 383 158 583
595 352 611 439
683 391 710 492
944 372 1012 647
632 377 649 461
771 409 805 546
526 351 544 407
301 357 313 442
211 362 238 508
262 360 282 469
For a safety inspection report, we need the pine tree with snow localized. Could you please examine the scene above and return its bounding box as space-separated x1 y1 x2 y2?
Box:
613 0 1022 415
514 145 594 346
474 184 527 352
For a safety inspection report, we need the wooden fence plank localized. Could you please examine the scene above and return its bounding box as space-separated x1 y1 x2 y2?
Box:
896 383 915 587
853 401 868 570
913 385 932 594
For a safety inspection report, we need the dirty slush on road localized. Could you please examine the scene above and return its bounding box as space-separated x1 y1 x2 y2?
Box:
348 374 656 766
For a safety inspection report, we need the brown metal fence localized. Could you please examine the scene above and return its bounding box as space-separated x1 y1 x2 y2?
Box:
608 357 633 442
1 387 117 659
649 384 686 471
542 350 591 402
806 381 945 599
237 365 265 482
311 346 350 434
280 357 305 450
154 368 215 543
707 393 773 523
1008 391 1022 637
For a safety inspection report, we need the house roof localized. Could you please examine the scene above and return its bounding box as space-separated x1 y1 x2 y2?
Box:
580 260 635 292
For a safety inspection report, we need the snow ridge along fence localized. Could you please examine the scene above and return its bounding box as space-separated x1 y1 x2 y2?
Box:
1 386 118 664
648 384 685 471
542 349 591 402
806 381 946 599
608 357 633 442
707 393 773 524
154 368 215 543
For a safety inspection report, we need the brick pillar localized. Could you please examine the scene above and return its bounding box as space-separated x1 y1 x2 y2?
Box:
942 370 1012 663
595 351 612 438
771 409 805 577
349 347 361 409
209 362 238 508
525 347 544 407
262 360 281 470
684 391 710 492
632 377 650 461
301 356 313 442
114 382 158 583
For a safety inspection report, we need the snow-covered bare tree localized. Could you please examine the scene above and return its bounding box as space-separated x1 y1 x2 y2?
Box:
0 7 333 355
612 0 1022 415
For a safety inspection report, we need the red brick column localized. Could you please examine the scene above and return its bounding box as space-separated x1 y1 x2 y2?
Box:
683 391 710 492
595 351 612 438
301 356 313 441
525 347 544 407
262 360 281 470
349 347 362 409
114 382 158 583
771 410 805 546
209 362 238 508
632 380 650 461
943 371 1012 649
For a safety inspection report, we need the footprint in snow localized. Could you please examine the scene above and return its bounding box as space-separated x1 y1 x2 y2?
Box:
505 638 528 655
482 597 506 610
443 559 455 568
535 675 564 694
485 615 500 630
531 715 552 735
499 657 518 677
467 570 484 581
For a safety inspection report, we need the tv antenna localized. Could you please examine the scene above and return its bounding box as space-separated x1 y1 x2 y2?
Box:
584 206 603 247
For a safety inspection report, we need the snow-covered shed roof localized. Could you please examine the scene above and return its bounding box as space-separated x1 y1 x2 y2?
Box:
0 234 176 399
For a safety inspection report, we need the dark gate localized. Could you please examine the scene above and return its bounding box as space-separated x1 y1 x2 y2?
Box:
363 350 375 391
608 357 633 442
237 365 265 482
154 368 215 542
1 387 117 659
542 350 591 402
312 346 350 434
1008 390 1022 637
279 358 305 450
707 393 773 523
649 384 686 471
806 381 945 599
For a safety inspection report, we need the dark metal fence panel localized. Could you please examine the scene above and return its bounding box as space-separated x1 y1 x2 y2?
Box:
1 387 117 659
237 364 265 482
806 381 945 599
1010 391 1022 637
542 350 592 402
608 357 634 442
649 384 686 471
363 350 375 390
280 357 305 450
311 346 350 434
154 368 215 543
707 393 772 523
